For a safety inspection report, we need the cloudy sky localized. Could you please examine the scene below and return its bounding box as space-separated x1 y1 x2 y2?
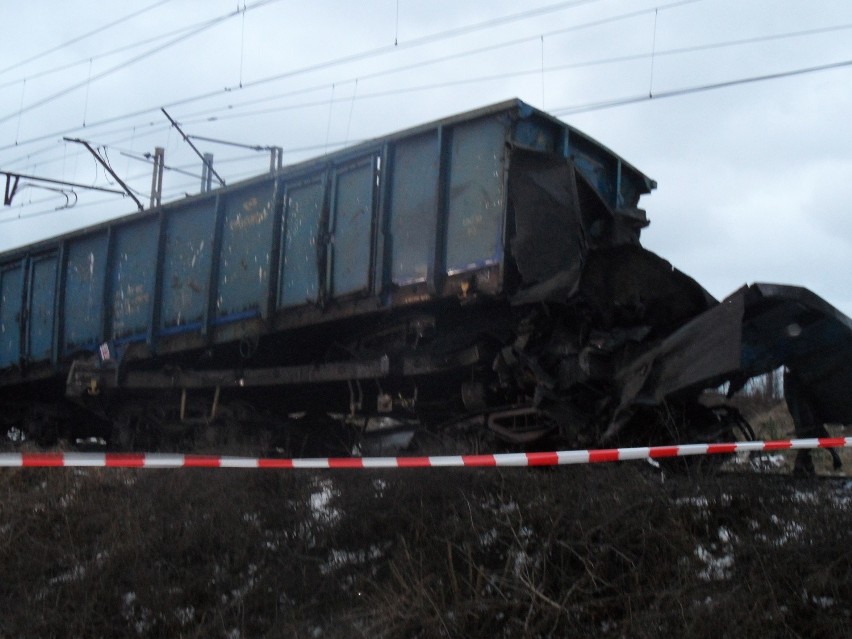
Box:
1 0 850 315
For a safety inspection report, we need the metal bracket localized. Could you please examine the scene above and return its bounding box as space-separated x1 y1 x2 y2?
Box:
4 173 19 206
2 170 125 207
63 138 145 211
162 108 226 188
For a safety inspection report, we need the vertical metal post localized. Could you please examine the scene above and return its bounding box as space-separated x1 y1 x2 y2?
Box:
149 147 164 209
269 147 283 172
201 152 214 193
428 125 450 296
53 241 68 364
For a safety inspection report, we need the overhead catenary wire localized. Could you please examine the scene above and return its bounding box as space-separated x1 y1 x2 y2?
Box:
0 10 269 92
0 0 621 154
161 108 226 187
6 54 852 226
0 0 287 127
2 0 850 232
0 0 631 200
552 57 852 116
8 17 852 174
8 8 848 176
170 17 852 126
1 0 836 165
0 0 171 77
171 42 852 129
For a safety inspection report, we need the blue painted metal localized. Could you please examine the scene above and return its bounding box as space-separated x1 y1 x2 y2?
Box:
0 99 661 378
160 199 216 334
429 125 451 295
569 135 617 208
265 183 286 323
0 262 24 367
63 233 108 353
148 211 167 349
100 226 115 347
373 143 391 297
204 194 227 339
26 254 58 362
53 241 68 365
513 117 560 153
110 218 158 340
279 177 327 307
330 157 375 298
387 131 440 286
216 180 277 322
444 115 507 276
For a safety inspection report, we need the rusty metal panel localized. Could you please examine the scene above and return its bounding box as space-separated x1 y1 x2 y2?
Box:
389 132 440 286
27 255 58 362
216 181 276 322
110 219 158 341
280 178 325 307
63 233 108 352
445 117 507 276
331 158 375 298
0 263 23 367
160 200 216 334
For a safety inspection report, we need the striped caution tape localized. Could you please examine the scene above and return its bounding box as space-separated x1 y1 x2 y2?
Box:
0 437 848 469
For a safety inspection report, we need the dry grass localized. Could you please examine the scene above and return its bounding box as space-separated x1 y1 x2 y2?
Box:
0 460 849 638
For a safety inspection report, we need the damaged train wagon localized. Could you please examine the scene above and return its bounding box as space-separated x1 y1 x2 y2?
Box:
1 99 851 456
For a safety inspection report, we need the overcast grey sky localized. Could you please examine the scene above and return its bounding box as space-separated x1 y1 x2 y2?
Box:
1 0 850 315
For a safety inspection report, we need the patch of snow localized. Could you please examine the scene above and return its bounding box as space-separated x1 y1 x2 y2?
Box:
310 479 340 525
770 514 804 545
717 526 736 544
321 544 386 575
676 495 709 509
694 545 734 581
174 606 195 626
791 490 819 505
231 563 259 600
48 564 86 586
749 453 786 471
122 591 153 636
479 528 498 547
372 478 387 497
810 595 835 609
242 511 261 527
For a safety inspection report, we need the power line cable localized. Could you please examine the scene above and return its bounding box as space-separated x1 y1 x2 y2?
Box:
0 0 615 153
0 0 285 127
97 0 700 129
0 0 172 76
220 0 606 94
172 13 852 125
8 45 852 219
173 22 852 126
0 11 249 92
6 14 850 184
551 57 852 116
5 0 850 219
7 47 849 230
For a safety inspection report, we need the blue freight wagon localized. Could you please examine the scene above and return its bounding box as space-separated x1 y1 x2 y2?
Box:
0 100 651 372
1 99 850 457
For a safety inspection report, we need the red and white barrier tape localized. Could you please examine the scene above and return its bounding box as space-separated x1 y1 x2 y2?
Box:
0 437 848 469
